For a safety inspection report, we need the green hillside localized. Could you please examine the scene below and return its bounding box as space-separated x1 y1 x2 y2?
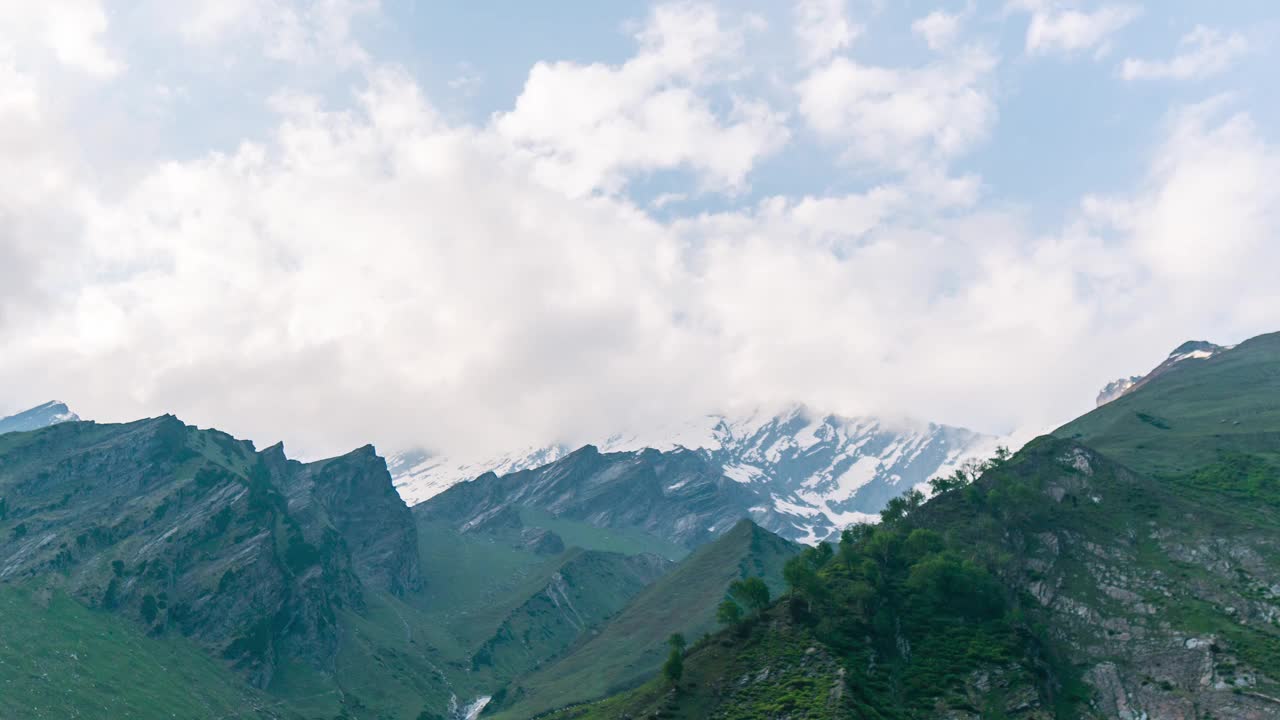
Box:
491 519 799 719
548 333 1280 718
0 585 291 719
1056 331 1280 474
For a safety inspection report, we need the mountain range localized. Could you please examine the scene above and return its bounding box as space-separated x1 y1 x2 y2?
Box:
393 407 1001 544
3 333 1279 718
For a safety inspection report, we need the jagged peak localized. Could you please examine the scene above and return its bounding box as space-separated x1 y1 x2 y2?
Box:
258 441 289 465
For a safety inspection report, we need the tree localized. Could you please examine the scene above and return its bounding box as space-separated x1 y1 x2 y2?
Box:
728 576 771 615
879 488 925 524
662 645 684 688
784 543 832 609
716 599 744 627
668 633 686 654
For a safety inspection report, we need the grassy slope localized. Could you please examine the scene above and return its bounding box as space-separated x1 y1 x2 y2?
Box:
1056 331 1280 474
491 520 798 719
517 508 688 561
0 585 291 720
470 548 670 682
543 611 846 720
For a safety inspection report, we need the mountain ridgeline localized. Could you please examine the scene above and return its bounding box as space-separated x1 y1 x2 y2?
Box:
549 333 1280 719
0 410 798 718
2 332 1279 719
393 407 998 543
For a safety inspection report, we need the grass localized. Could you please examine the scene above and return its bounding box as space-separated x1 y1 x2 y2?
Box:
1056 331 1280 475
543 614 843 720
0 584 289 719
517 508 688 561
490 520 798 719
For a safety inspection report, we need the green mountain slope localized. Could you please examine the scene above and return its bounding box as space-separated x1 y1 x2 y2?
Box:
1057 331 1280 474
0 585 290 719
549 333 1280 719
491 519 799 719
470 548 671 680
0 417 454 718
0 416 693 718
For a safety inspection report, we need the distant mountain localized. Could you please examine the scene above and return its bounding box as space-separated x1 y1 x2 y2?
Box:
0 401 79 434
396 407 1001 543
1097 340 1228 406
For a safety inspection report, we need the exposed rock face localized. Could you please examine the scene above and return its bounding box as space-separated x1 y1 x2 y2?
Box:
0 416 420 688
416 446 761 549
924 440 1280 720
1096 376 1143 406
285 444 422 596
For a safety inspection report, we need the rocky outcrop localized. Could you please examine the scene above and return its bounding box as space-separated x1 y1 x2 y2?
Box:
923 440 1280 719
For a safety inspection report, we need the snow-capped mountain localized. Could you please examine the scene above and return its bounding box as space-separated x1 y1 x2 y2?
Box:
392 406 1002 543
1097 341 1228 407
0 401 80 435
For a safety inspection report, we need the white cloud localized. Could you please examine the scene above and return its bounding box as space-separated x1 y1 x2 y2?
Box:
494 3 789 197
1010 0 1141 57
796 46 998 174
794 0 862 66
0 0 123 76
175 0 377 66
1120 26 1249 81
2 0 1279 468
912 10 963 52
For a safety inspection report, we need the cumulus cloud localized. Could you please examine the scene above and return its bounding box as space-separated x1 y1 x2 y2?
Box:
795 46 998 174
1120 26 1249 81
794 0 862 65
494 3 789 197
912 10 963 52
1010 0 1141 57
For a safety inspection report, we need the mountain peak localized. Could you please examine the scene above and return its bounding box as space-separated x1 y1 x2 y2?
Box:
0 401 81 435
1097 339 1229 407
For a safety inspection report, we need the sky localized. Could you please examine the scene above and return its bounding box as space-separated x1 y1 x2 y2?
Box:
1 0 1278 460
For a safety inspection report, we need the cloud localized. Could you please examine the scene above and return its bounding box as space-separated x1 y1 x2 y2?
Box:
912 10 963 52
2 0 1279 467
174 0 378 66
0 0 123 76
1120 26 1249 81
794 0 862 66
795 46 998 174
494 3 790 197
1010 0 1141 57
